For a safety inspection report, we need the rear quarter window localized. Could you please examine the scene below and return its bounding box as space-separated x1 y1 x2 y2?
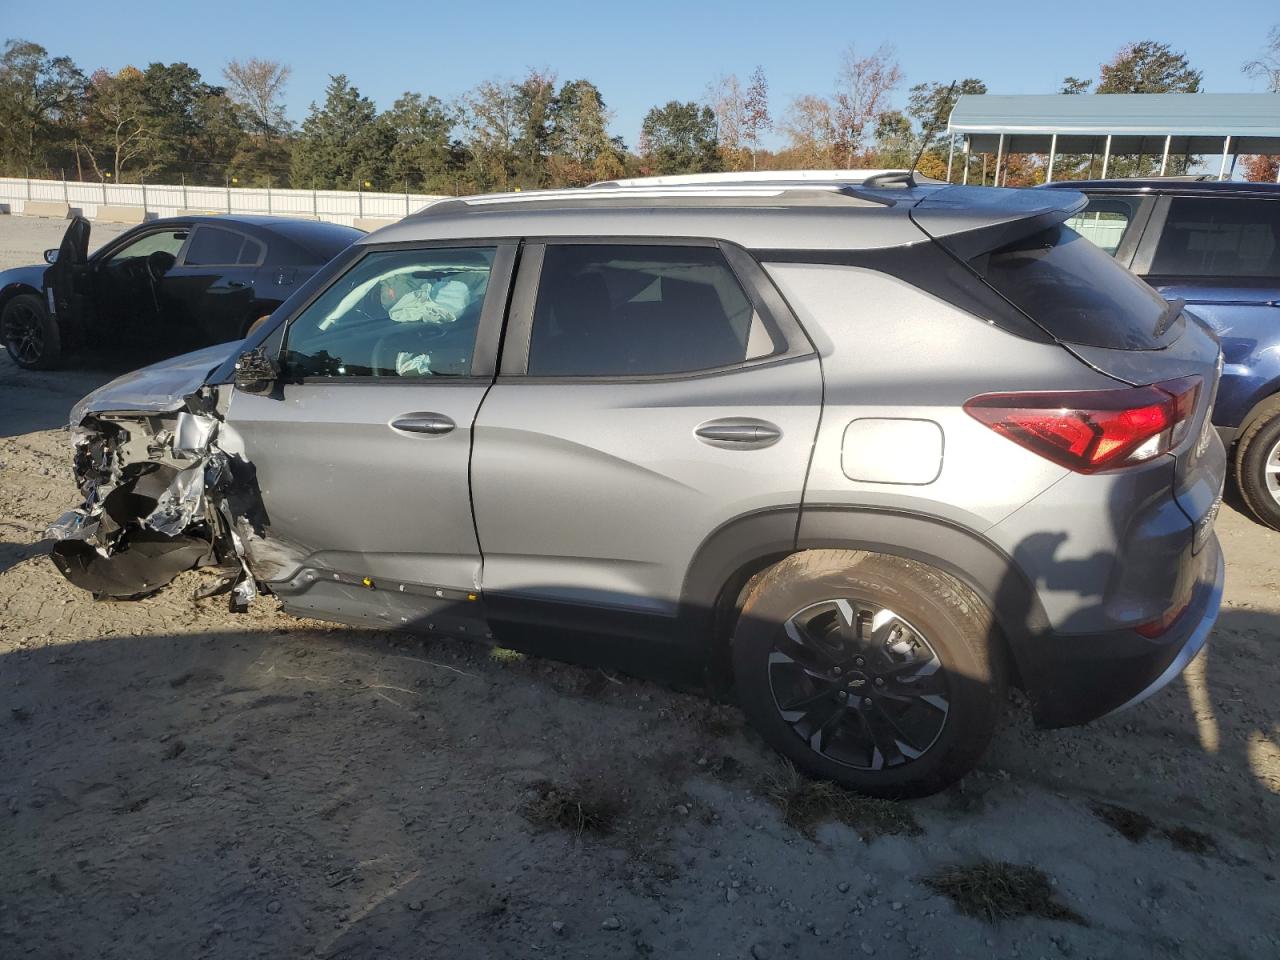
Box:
1065 195 1142 257
971 224 1176 351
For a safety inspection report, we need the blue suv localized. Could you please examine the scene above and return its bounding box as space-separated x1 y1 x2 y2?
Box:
1046 179 1280 529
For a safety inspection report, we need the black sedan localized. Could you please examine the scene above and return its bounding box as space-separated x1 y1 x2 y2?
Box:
1 215 364 369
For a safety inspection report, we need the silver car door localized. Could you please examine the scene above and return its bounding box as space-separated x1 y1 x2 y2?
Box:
470 240 821 631
223 242 515 633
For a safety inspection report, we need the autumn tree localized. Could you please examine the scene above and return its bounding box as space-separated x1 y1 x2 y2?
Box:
906 78 985 178
780 94 837 168
639 101 718 175
222 58 291 137
832 45 902 167
1098 41 1201 94
512 69 558 187
0 39 85 176
76 68 158 181
742 67 770 170
1241 26 1280 180
549 79 623 185
872 110 915 167
461 78 520 191
706 73 748 170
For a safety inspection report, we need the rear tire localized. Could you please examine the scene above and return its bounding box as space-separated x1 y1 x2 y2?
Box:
2 293 62 370
732 550 1004 798
1235 407 1280 531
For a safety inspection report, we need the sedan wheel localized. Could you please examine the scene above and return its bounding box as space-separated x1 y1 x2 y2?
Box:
1 294 61 370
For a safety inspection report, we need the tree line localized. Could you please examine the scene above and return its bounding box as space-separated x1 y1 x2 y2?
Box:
1 33 1276 194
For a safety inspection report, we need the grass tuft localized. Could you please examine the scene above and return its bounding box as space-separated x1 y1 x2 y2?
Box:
925 860 1085 925
522 781 621 837
764 762 921 841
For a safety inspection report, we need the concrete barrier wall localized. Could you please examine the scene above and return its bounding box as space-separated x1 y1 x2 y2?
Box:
0 177 448 228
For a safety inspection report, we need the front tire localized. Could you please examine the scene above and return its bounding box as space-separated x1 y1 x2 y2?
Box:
1235 407 1280 531
732 550 1004 798
2 293 62 370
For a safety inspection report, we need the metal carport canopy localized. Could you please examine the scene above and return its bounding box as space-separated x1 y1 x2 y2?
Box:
947 93 1280 156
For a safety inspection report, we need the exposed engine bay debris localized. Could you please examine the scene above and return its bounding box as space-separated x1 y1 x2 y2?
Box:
46 382 260 603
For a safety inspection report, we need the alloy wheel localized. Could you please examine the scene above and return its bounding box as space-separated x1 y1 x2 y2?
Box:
768 598 950 770
2 301 44 365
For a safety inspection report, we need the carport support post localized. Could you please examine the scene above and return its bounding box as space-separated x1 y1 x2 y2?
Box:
962 137 970 184
1101 135 1112 178
1218 137 1232 181
945 133 955 182
994 134 1004 187
1160 135 1171 176
1046 133 1057 183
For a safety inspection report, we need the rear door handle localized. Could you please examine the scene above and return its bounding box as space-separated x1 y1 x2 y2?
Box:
695 417 782 448
391 413 456 435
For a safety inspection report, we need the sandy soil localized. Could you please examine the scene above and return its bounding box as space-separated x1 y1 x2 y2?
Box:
1 214 1278 959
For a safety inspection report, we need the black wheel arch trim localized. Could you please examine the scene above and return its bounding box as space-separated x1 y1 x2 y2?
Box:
680 503 1052 684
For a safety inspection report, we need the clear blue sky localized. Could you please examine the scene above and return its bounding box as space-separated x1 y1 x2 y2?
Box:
5 0 1277 147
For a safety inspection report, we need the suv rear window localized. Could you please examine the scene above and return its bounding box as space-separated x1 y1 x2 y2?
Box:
971 224 1175 350
1150 196 1280 279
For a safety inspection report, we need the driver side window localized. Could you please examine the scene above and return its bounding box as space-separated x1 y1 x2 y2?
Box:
283 247 495 379
107 229 189 263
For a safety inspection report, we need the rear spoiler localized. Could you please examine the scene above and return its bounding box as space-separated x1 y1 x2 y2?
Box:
909 185 1087 261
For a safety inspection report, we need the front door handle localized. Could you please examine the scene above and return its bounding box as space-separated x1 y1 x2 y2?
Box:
695 417 782 449
391 412 455 435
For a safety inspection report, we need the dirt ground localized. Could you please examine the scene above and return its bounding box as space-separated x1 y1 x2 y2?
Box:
1 214 1278 959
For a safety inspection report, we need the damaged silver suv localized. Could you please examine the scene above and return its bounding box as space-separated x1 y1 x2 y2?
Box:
48 173 1227 797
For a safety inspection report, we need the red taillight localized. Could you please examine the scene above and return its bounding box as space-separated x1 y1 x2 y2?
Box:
964 376 1202 474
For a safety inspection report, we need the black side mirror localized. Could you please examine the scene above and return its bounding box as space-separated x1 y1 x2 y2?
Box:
233 347 280 395
44 249 58 264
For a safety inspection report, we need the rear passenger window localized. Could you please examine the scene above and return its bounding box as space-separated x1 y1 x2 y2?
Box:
183 226 263 266
527 244 778 377
1151 197 1280 278
1065 196 1141 257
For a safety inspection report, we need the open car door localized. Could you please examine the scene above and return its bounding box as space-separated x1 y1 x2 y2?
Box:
43 216 93 345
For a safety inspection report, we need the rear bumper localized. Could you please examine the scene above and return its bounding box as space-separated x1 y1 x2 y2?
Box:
1016 534 1224 729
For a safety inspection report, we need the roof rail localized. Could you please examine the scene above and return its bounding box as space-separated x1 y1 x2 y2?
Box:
407 182 895 219
589 169 911 188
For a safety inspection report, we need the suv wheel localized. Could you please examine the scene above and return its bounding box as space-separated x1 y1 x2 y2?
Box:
2 293 62 370
732 550 1003 798
1235 407 1280 530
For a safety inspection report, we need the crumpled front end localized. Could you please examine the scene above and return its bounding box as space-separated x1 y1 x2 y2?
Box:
46 383 259 606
